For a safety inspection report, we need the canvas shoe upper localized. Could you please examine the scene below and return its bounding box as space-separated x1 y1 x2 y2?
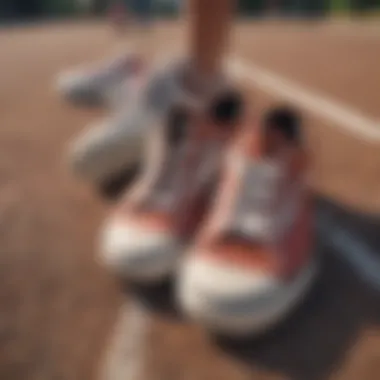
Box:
177 107 317 336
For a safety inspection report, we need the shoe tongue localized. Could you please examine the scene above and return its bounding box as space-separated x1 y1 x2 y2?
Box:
236 121 263 159
240 121 286 163
229 157 283 243
143 136 221 214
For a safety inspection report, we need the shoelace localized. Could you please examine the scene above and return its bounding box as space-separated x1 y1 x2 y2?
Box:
145 143 189 211
144 140 221 213
231 159 283 242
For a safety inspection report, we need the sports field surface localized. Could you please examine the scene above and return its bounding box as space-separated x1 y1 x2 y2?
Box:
0 19 380 380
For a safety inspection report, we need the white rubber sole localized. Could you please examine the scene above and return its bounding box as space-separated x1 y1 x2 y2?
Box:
99 245 181 284
99 220 185 284
68 130 145 185
178 258 318 337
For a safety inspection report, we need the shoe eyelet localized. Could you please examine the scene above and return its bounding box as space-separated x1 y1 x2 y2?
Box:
208 90 244 131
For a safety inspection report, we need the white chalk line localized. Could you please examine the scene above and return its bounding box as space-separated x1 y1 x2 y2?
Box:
99 301 151 380
320 21 380 38
318 212 380 291
228 58 380 142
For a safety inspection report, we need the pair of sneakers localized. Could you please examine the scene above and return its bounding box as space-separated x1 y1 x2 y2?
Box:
58 57 316 336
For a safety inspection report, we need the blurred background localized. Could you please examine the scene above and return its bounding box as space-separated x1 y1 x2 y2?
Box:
0 1 379 380
1 0 380 22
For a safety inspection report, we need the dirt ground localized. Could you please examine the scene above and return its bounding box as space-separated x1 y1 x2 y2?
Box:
0 20 380 380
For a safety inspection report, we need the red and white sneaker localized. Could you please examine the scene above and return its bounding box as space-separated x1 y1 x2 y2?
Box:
99 88 243 283
56 52 144 107
177 106 317 336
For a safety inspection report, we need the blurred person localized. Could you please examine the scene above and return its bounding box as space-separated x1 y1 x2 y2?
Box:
108 1 128 35
107 0 133 36
98 0 316 337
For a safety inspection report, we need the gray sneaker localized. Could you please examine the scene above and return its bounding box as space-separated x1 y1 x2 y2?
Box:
56 53 143 107
67 58 194 187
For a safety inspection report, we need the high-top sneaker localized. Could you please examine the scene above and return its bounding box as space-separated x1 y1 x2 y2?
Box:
66 59 188 186
177 106 317 336
99 89 243 283
66 59 231 190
